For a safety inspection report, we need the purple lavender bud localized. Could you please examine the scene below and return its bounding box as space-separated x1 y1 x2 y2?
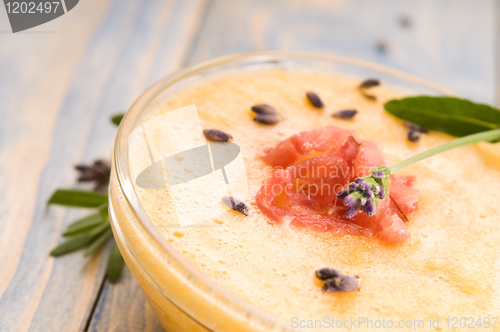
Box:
362 200 376 216
336 166 391 218
346 206 361 218
362 182 372 191
222 196 249 216
378 183 385 199
344 195 360 207
336 189 349 199
349 182 360 191
373 177 387 199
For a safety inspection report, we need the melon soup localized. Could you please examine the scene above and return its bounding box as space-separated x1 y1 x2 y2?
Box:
109 53 500 332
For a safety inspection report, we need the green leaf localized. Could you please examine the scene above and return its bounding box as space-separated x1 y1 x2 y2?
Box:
52 220 110 256
107 241 124 282
98 204 109 221
63 213 103 237
48 189 108 208
50 233 94 256
384 96 500 137
88 219 110 237
84 228 113 257
111 114 124 126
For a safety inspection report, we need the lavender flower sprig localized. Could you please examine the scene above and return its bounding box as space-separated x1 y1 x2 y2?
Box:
337 166 390 217
337 128 500 218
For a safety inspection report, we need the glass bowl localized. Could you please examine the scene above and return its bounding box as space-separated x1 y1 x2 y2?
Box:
109 52 451 332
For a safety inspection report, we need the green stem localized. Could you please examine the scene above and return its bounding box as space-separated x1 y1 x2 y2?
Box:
389 128 500 173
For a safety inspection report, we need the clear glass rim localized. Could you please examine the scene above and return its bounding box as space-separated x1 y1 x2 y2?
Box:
112 51 452 331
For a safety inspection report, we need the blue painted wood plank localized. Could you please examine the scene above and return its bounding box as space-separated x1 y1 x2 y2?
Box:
189 0 496 104
0 0 204 330
0 0 147 330
0 0 117 329
86 0 208 330
87 268 164 332
0 2 112 300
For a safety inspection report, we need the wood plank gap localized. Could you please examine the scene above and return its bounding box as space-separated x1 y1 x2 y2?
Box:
83 273 108 332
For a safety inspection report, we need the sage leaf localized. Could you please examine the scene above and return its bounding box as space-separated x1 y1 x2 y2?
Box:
50 233 94 256
111 114 124 126
84 228 112 257
52 221 110 256
63 213 103 237
107 241 124 282
88 220 110 237
98 204 109 221
384 96 500 137
48 189 108 208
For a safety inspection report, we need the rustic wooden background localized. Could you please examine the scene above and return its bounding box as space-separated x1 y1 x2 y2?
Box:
0 0 498 331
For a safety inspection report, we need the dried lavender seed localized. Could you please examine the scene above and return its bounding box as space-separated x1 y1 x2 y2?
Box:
332 109 357 120
222 196 249 216
316 268 361 293
404 121 428 133
75 164 92 172
203 129 233 142
375 40 388 53
399 15 412 28
306 91 324 108
75 159 111 191
361 91 377 100
315 268 342 281
407 129 422 142
254 112 280 125
358 79 380 100
359 79 380 89
359 78 380 100
251 104 278 114
93 159 111 168
76 170 96 182
322 275 361 293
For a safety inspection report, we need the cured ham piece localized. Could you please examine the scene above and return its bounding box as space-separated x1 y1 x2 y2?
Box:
256 126 419 243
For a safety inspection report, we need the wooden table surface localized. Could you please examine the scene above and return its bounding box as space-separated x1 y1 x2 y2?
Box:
0 0 498 331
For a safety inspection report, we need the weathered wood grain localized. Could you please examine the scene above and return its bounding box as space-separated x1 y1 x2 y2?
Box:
189 0 496 104
0 1 115 330
87 268 164 332
0 0 204 331
0 0 109 302
86 0 208 330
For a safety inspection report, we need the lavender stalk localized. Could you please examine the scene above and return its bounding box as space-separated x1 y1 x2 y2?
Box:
337 128 500 218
